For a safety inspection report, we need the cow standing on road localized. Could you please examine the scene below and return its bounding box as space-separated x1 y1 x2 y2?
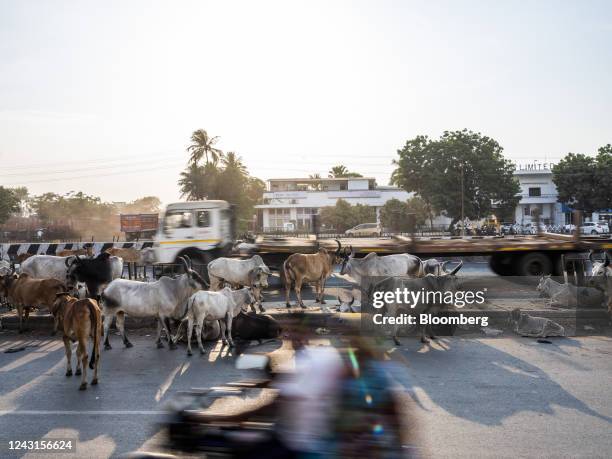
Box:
65 252 116 299
283 240 343 309
0 273 66 333
100 256 207 350
339 247 423 285
208 255 271 312
52 293 102 390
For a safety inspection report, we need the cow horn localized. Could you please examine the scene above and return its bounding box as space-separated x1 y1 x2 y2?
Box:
178 256 189 272
348 295 355 306
334 239 342 255
589 250 595 263
449 260 463 275
183 254 193 269
605 252 610 268
349 245 354 257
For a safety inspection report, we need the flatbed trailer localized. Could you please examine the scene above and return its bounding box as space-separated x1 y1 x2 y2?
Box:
250 233 612 276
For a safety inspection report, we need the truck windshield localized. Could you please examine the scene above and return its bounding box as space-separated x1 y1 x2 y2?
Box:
164 211 193 230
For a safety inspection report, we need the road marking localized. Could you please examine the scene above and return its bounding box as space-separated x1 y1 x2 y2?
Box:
0 410 167 415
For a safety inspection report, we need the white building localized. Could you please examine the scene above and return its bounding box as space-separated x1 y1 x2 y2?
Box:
254 177 410 230
513 164 565 225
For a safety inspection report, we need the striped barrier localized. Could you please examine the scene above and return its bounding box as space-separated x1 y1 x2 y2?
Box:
0 241 154 262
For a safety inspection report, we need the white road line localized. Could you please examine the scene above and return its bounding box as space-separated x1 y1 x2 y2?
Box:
0 410 167 415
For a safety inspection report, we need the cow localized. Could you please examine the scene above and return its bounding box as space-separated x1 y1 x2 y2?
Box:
283 240 343 308
510 308 565 338
339 247 423 286
208 255 271 312
52 293 101 390
14 253 34 264
65 252 116 299
537 275 605 308
589 251 612 277
231 311 282 342
179 286 256 355
100 256 207 350
57 246 93 258
368 263 463 345
21 255 78 282
0 273 66 333
423 259 451 276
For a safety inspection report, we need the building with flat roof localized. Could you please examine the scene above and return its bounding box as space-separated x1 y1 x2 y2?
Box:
513 167 565 225
254 177 410 231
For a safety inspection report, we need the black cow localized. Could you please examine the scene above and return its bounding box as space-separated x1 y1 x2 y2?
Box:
232 312 282 342
66 252 114 299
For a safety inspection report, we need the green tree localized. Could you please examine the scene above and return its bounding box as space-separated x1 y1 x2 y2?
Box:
328 165 363 178
187 129 222 165
122 196 161 214
392 130 520 230
319 199 376 232
0 187 20 224
552 145 612 214
178 148 265 232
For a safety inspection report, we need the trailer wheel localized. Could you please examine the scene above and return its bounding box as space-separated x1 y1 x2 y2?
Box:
515 252 553 277
489 254 514 276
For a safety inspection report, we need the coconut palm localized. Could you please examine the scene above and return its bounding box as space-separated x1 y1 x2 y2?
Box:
187 129 222 165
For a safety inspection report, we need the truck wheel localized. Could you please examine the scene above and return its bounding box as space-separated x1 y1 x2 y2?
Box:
515 252 553 277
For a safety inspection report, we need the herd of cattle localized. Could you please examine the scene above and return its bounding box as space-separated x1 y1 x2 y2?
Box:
0 241 610 390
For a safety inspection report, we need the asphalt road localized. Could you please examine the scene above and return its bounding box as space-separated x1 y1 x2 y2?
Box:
1 330 611 458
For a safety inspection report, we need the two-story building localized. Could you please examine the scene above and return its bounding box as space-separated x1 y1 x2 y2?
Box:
513 164 565 225
254 177 410 231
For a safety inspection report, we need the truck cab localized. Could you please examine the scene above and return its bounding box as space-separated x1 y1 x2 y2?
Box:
153 200 234 264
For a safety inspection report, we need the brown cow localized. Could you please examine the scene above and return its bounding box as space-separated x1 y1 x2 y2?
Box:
105 247 141 262
57 247 93 258
0 273 66 333
52 293 101 390
283 240 343 308
15 253 34 264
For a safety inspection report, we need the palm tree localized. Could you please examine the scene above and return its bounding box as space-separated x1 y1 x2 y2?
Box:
328 165 349 178
178 163 206 200
221 151 248 175
187 129 222 165
328 164 363 178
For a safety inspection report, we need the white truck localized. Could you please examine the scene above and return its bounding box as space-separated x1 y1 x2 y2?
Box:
152 200 234 265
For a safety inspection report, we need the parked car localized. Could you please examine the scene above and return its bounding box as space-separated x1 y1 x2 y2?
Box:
500 223 515 235
580 222 607 235
345 223 382 236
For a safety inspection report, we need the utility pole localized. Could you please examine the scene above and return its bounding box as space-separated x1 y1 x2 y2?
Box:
460 163 465 237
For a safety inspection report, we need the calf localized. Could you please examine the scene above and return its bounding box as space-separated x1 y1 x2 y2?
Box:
0 273 66 333
283 240 343 308
181 287 255 355
52 294 101 390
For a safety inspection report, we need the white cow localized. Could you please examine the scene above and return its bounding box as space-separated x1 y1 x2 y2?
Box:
208 255 270 312
181 287 255 355
537 275 605 308
339 248 423 286
100 257 206 350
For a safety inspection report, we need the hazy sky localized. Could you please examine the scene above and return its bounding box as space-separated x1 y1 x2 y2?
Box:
1 0 610 204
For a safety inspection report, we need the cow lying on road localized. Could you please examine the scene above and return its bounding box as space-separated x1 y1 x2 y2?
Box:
510 308 565 338
52 293 101 390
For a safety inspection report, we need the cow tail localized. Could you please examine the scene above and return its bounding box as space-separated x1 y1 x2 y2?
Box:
283 260 293 292
88 300 101 370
